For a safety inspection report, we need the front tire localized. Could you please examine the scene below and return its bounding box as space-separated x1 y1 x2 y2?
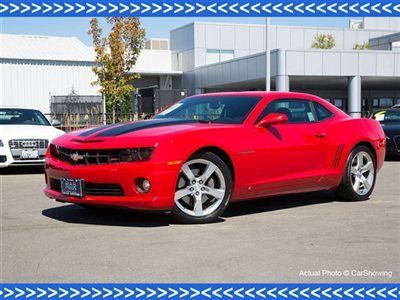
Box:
172 152 233 224
334 145 376 201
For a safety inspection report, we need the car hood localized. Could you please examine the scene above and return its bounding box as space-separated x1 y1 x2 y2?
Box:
381 123 400 137
55 119 234 148
0 125 65 141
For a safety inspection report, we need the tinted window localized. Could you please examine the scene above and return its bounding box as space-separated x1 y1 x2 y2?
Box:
155 96 261 124
0 109 50 125
314 102 333 121
257 99 316 123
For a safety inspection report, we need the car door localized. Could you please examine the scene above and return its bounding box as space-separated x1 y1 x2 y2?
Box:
245 98 331 197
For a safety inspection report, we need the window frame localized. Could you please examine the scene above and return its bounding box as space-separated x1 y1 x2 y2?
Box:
254 98 334 125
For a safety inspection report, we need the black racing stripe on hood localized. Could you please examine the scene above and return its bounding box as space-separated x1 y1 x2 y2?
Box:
79 124 117 137
96 119 198 137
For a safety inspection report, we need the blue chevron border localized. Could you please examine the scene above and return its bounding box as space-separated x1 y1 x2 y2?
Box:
0 0 400 17
0 284 399 299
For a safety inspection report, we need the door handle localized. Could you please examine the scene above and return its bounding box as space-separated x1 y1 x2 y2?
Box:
314 132 327 138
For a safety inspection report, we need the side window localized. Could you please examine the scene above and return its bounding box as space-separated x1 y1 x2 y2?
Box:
313 102 333 121
257 99 317 123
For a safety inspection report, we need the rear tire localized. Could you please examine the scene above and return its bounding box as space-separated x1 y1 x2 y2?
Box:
172 152 233 224
334 145 376 201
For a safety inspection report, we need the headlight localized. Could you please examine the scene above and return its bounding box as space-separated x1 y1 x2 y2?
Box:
119 148 154 162
48 143 59 158
0 140 3 147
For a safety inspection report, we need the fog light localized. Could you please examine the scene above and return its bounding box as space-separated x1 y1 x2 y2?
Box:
136 178 151 193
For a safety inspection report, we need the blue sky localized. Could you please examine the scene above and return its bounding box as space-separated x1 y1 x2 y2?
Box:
1 17 361 46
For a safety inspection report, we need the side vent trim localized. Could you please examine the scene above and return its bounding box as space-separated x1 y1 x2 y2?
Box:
332 144 345 168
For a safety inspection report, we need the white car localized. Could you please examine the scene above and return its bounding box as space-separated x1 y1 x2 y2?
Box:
0 108 64 168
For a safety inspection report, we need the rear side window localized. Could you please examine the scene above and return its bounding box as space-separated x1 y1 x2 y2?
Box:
257 99 316 123
313 102 333 121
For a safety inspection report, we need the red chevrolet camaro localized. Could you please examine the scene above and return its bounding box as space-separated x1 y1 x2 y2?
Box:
44 92 386 223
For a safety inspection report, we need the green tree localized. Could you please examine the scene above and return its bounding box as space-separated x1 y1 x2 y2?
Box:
311 34 336 49
353 42 371 50
88 18 145 123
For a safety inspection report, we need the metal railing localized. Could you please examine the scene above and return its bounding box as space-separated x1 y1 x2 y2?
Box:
45 113 154 132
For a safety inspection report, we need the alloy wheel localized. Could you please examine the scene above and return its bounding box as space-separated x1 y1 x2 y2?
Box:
350 151 375 196
174 159 226 217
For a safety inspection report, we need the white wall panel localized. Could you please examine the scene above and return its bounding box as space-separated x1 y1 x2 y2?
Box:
304 52 323 75
234 25 250 50
290 28 305 49
220 25 235 50
205 25 220 49
340 52 358 75
286 51 305 75
1 60 99 113
249 26 264 50
323 52 341 76
377 53 395 76
359 53 376 75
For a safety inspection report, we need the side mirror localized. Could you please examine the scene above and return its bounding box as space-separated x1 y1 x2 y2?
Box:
257 113 288 127
51 119 61 127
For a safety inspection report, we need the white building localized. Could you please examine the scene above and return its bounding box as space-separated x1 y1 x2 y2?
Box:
0 34 181 114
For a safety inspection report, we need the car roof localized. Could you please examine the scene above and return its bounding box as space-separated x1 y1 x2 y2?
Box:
0 107 41 111
191 91 321 99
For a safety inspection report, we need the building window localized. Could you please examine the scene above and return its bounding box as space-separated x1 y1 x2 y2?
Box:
333 99 343 109
206 49 234 65
220 50 234 62
380 98 393 108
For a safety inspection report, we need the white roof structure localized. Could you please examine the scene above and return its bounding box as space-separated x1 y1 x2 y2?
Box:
0 33 182 75
0 34 95 62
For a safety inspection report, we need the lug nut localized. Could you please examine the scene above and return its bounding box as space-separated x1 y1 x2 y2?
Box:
195 192 200 196
201 187 205 191
189 187 194 191
192 180 196 184
199 180 203 184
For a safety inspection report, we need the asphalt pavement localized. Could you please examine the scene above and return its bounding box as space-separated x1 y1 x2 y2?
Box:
1 162 399 282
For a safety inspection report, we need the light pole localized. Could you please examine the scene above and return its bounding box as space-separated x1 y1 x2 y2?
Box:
265 17 271 92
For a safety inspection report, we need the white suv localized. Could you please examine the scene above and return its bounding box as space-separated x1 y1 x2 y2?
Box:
0 108 64 168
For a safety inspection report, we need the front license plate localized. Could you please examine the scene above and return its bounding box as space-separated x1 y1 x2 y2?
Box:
60 178 84 197
21 149 39 159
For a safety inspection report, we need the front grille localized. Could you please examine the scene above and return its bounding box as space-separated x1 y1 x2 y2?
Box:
50 178 124 196
9 139 49 149
56 146 153 165
8 139 49 160
57 147 121 165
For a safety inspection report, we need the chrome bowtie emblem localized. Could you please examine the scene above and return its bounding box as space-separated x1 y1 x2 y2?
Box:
21 140 37 148
70 152 84 162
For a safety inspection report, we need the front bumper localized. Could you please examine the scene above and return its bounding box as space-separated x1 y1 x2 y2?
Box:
44 157 181 210
0 142 47 168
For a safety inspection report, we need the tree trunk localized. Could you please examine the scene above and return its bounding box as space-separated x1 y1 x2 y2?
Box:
112 100 116 124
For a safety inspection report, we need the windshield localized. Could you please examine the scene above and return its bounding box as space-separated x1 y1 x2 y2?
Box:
154 95 261 124
384 110 400 123
0 109 50 125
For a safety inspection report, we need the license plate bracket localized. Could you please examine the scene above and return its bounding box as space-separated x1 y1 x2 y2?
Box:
60 178 84 197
